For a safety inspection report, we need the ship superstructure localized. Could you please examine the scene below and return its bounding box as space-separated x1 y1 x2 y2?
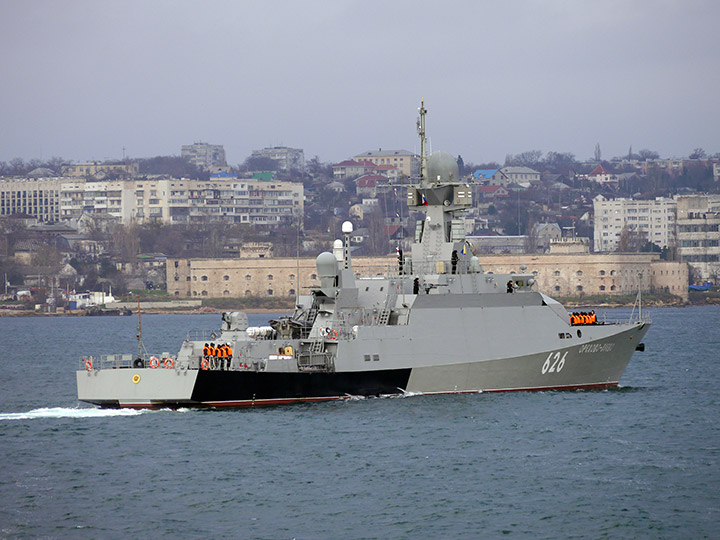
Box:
77 101 649 408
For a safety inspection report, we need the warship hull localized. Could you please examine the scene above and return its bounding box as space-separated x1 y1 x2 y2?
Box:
77 319 649 408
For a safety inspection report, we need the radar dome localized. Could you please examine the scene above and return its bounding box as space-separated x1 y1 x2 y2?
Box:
427 151 459 182
316 252 338 278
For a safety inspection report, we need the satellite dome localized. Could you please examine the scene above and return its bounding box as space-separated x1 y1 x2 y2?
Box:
426 151 459 182
316 252 338 278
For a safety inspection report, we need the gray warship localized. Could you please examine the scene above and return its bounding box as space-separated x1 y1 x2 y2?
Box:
77 101 650 408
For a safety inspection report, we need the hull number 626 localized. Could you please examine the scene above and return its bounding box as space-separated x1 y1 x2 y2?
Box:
541 351 567 374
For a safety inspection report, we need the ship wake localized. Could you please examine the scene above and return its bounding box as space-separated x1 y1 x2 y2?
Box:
0 407 145 421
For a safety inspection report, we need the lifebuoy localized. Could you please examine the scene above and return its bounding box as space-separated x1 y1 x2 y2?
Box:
149 356 160 369
84 357 92 371
163 357 174 369
201 358 210 370
329 329 337 340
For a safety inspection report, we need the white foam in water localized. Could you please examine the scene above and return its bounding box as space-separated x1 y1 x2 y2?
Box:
0 407 144 421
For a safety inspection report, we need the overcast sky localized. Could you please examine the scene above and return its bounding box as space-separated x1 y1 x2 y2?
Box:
1 0 719 166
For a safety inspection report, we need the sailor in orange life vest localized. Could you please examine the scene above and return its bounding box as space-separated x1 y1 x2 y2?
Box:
202 343 210 368
226 343 233 370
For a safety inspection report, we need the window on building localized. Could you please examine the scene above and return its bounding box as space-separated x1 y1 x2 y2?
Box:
554 270 560 276
192 276 197 281
599 270 605 276
267 289 273 296
311 273 317 280
201 290 208 296
600 285 606 291
554 286 561 292
267 274 273 280
223 275 229 281
610 270 616 276
223 290 230 296
201 275 208 281
610 285 616 291
245 290 251 296
577 285 583 291
289 289 296 296
576 271 583 276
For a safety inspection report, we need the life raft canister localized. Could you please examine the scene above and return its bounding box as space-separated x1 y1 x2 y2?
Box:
149 356 160 369
163 357 174 369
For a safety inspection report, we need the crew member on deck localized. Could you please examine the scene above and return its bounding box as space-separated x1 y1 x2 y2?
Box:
202 343 209 368
507 280 515 293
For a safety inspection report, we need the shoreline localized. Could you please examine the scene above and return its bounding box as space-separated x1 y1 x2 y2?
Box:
3 298 719 317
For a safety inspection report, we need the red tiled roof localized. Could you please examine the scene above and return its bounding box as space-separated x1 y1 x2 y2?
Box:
590 164 611 175
333 159 362 167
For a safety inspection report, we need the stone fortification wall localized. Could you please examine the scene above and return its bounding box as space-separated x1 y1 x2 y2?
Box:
167 253 688 302
166 256 394 299
477 253 688 301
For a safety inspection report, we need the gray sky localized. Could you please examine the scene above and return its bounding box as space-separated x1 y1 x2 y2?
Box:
1 0 719 166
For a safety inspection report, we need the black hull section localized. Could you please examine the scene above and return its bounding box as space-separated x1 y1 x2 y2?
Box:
190 369 412 405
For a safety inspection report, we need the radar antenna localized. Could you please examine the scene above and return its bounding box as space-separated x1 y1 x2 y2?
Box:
417 98 428 187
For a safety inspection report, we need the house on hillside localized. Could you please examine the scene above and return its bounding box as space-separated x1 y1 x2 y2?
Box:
473 169 506 184
476 185 509 200
332 160 376 179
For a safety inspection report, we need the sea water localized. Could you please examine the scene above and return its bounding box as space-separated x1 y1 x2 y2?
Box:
0 307 718 539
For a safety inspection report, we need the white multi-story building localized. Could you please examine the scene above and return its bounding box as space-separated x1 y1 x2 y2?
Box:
496 166 541 186
59 177 303 228
675 194 720 281
593 195 677 252
353 149 417 178
250 146 305 172
181 143 227 170
0 177 63 221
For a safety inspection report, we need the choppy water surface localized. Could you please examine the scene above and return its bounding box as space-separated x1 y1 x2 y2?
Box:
1 307 718 539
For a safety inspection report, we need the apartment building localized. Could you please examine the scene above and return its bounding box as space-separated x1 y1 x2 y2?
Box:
181 143 227 170
61 161 139 178
593 195 677 252
59 176 303 227
250 146 305 172
353 149 417 178
675 194 720 281
0 177 62 221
